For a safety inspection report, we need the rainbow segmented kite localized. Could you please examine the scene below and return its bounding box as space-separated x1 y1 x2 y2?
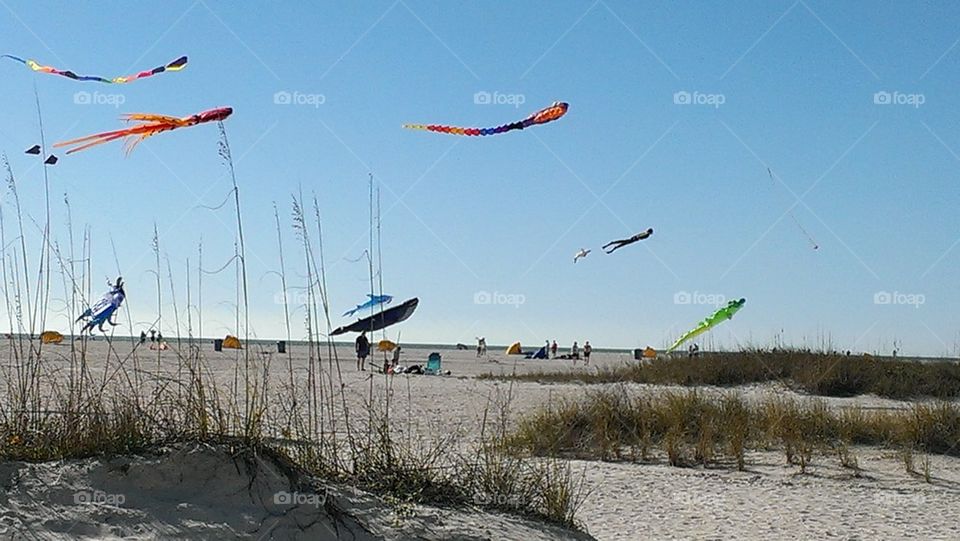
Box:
2 54 187 84
54 107 233 155
404 101 568 136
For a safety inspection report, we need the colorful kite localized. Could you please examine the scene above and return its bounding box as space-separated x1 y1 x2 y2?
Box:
603 228 653 254
77 277 126 334
667 298 746 353
403 101 568 136
343 294 393 317
54 107 233 155
2 54 187 84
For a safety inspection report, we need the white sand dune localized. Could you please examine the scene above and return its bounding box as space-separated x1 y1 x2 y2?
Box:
0 442 593 540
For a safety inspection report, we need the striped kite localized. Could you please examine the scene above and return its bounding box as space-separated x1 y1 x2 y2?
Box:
404 101 568 136
77 277 126 335
2 54 187 84
54 107 233 155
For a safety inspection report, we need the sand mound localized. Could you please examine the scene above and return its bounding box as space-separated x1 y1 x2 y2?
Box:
0 443 593 540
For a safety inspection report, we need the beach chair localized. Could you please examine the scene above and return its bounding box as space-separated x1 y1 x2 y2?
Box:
424 352 442 375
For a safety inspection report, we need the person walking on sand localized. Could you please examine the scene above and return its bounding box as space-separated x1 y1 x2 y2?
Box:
550 340 558 359
571 341 579 363
476 337 487 358
583 341 592 364
356 331 370 371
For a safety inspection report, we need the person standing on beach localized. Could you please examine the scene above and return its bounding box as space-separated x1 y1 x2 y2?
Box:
571 341 579 363
476 337 487 358
550 340 558 359
356 331 370 371
583 341 592 364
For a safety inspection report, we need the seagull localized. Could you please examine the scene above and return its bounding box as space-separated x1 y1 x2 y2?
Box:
573 248 591 263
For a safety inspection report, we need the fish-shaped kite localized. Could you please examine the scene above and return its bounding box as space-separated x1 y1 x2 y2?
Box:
343 294 393 317
77 277 126 334
404 101 568 136
667 298 746 353
2 54 187 84
54 107 233 155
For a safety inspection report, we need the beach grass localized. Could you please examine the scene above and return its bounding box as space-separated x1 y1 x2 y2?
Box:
481 349 960 400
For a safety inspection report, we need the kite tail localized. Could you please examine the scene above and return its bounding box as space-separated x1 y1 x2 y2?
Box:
402 121 524 136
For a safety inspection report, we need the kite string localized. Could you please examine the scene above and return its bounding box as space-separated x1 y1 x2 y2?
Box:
201 254 241 275
194 187 237 211
766 168 819 250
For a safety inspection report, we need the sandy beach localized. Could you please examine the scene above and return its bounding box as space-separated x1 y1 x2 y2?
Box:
4 338 958 540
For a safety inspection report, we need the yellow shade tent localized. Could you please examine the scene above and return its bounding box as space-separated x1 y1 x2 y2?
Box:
643 346 657 358
377 339 397 352
505 342 522 355
40 331 63 344
222 335 242 349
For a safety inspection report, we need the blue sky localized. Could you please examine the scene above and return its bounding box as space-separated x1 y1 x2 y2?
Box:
1 1 958 354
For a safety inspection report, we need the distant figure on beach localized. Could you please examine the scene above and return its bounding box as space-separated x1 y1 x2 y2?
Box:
476 337 487 358
157 332 163 343
392 345 402 367
550 340 558 359
356 331 370 371
571 341 579 362
688 343 701 358
603 228 653 254
139 331 146 344
149 329 156 342
545 340 550 357
583 341 592 364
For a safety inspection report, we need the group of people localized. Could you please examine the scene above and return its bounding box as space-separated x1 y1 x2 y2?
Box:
138 329 163 343
544 340 592 363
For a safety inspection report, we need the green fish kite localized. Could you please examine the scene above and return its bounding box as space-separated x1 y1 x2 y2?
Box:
667 298 746 353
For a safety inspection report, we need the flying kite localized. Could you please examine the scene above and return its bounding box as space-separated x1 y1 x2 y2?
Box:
603 228 653 254
331 298 419 336
24 145 40 155
54 107 233 155
573 248 591 263
403 101 568 136
667 298 746 353
343 294 393 317
77 277 126 334
25 145 58 165
2 54 187 84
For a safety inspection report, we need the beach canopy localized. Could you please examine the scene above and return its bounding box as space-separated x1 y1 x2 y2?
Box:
40 330 63 344
643 346 657 358
222 335 242 349
505 342 522 355
378 339 397 352
150 342 169 351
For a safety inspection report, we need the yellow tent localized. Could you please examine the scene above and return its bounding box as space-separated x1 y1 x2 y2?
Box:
222 335 242 349
377 339 397 352
40 331 63 344
643 346 657 358
505 342 522 355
